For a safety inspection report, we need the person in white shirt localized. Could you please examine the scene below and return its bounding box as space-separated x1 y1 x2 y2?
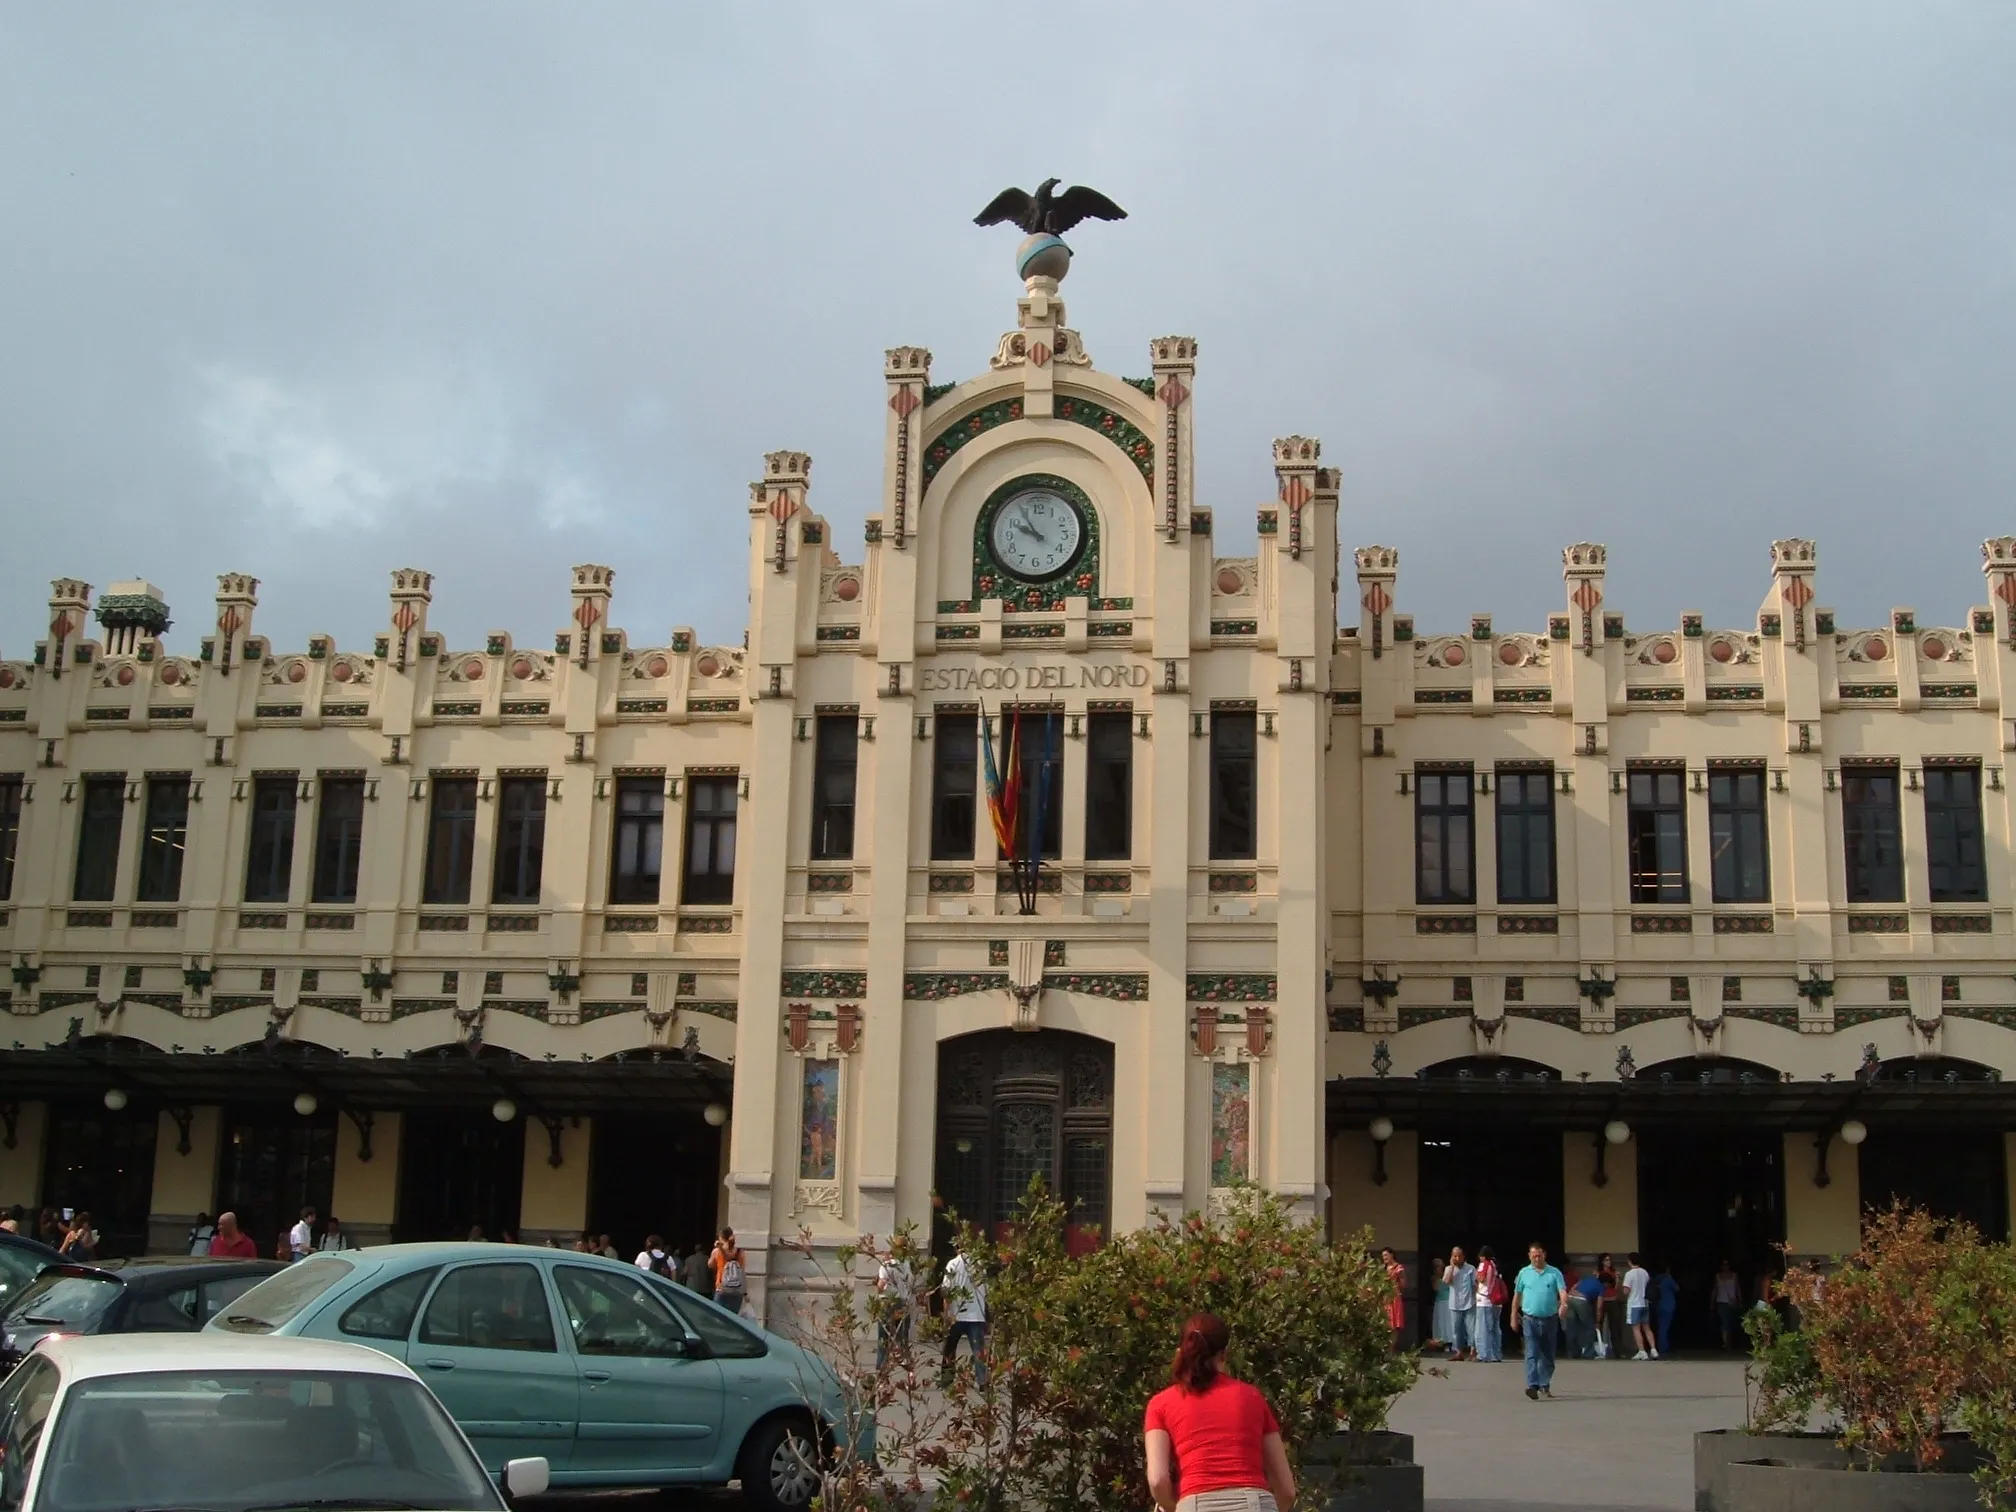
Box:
939 1241 988 1389
634 1234 673 1277
1623 1252 1657 1360
287 1206 317 1262
875 1250 916 1369
318 1214 356 1251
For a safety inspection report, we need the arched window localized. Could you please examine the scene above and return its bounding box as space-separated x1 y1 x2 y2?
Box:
935 1030 1113 1255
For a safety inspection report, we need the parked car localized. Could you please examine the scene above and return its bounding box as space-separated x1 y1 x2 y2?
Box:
0 1331 549 1512
0 1233 62 1316
1 1257 285 1370
209 1243 849 1511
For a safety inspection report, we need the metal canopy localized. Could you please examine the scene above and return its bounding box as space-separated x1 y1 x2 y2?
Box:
1328 1072 2016 1133
0 1038 732 1120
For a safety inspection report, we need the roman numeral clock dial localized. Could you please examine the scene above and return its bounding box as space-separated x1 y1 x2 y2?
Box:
988 486 1085 581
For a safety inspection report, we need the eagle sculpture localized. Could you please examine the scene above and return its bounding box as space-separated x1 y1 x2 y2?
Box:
974 178 1128 236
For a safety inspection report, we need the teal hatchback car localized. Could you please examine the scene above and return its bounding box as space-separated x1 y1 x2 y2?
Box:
207 1244 849 1511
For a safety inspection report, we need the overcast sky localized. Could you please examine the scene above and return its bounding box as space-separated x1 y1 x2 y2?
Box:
4 4 2012 657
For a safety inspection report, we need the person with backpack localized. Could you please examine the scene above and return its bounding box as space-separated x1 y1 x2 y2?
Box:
683 1242 711 1294
1473 1245 1506 1362
635 1234 674 1277
711 1227 747 1314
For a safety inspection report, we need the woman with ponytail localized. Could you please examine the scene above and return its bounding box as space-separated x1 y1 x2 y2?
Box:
1143 1313 1296 1512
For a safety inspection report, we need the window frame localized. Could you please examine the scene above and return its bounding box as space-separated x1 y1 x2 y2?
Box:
1207 711 1257 862
134 774 192 904
243 774 299 904
421 777 479 906
1414 767 1476 906
809 715 859 862
0 775 22 900
415 1261 557 1353
490 775 547 906
311 776 366 905
929 712 978 862
1707 766 1771 905
609 776 665 905
1083 710 1133 862
1925 765 1987 904
1013 710 1065 862
681 775 739 906
1493 766 1556 906
72 774 126 903
1842 763 1905 904
1626 767 1689 904
553 1264 696 1359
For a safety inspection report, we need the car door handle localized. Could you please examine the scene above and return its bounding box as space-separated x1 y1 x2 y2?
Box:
582 1370 611 1383
422 1358 456 1371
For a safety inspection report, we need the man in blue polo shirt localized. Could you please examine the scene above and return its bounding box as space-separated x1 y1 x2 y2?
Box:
1507 1241 1568 1400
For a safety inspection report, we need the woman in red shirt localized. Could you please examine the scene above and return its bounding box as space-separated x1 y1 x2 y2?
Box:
1144 1313 1296 1512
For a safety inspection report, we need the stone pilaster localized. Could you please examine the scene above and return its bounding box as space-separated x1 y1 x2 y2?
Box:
1150 337 1198 545
883 347 929 552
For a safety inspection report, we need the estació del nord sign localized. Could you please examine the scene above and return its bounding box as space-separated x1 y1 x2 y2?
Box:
916 661 1154 693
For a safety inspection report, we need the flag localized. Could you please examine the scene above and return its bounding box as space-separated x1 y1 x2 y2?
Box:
981 705 1021 857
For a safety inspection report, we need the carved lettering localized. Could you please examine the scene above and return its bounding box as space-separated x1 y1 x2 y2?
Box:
918 661 1153 693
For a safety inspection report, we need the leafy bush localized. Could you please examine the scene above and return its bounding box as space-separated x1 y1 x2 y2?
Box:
1742 1301 1820 1436
932 1184 1416 1511
1949 1238 2016 1509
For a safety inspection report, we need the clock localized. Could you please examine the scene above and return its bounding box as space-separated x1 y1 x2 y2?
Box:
988 485 1085 581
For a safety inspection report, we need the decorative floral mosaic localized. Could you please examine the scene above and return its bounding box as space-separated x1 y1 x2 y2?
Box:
780 970 867 997
1045 973 1148 1001
904 972 1008 1001
1186 974 1276 1003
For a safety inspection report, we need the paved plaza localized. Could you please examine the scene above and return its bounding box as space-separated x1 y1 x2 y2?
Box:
1390 1355 1750 1511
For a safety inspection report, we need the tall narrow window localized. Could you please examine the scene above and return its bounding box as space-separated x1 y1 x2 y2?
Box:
135 775 191 903
609 777 665 905
1084 711 1132 861
0 775 23 899
74 776 127 901
1208 711 1257 861
1925 765 1986 903
422 777 478 905
1627 768 1688 903
930 713 978 861
810 715 858 861
1843 764 1904 903
1708 767 1769 904
1415 768 1475 905
682 776 738 905
312 777 365 904
1014 711 1064 860
1495 767 1555 905
243 775 299 903
491 776 547 905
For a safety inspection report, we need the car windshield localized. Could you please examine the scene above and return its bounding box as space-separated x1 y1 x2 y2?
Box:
0 1244 49 1310
207 1259 355 1334
34 1368 505 1512
4 1274 120 1329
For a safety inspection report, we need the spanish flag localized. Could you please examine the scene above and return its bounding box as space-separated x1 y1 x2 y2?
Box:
980 705 1021 857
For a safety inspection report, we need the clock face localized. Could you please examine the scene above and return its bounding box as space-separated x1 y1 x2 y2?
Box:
988 487 1085 581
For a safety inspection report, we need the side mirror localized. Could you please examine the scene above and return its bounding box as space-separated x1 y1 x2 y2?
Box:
502 1458 550 1499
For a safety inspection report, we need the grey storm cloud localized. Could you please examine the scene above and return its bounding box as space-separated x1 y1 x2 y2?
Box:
3 2 2012 657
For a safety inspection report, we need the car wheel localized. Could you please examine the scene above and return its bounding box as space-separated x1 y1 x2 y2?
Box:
737 1415 821 1512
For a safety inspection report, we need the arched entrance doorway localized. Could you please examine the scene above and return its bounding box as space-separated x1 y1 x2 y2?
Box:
934 1030 1113 1255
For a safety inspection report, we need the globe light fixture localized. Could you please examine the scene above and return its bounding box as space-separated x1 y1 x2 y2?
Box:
102 1087 128 1112
1368 1116 1395 1144
1839 1118 1867 1146
292 1091 318 1117
1604 1120 1632 1146
702 1102 729 1128
492 1098 518 1124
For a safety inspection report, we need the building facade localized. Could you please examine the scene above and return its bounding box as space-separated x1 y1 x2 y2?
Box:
2 270 2013 1342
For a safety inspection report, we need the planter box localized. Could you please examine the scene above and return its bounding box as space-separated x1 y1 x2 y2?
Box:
1696 1430 1845 1511
1306 1430 1424 1512
1725 1458 1986 1512
1698 1431 1989 1512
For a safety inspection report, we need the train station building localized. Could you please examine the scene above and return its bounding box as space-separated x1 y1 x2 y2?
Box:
2 266 2013 1344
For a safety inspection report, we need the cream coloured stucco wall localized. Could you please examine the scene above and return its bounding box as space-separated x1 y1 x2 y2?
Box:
1329 1128 1417 1252
1783 1131 1861 1259
1562 1132 1638 1255
330 1110 401 1241
520 1117 589 1238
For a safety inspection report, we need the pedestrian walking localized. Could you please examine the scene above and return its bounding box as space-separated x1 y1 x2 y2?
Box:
1380 1247 1407 1350
1711 1260 1743 1350
1596 1253 1626 1360
1472 1246 1505 1362
1653 1261 1680 1358
1144 1313 1297 1512
1508 1243 1567 1400
636 1234 673 1275
1441 1247 1477 1360
318 1215 356 1251
683 1242 711 1293
712 1227 747 1314
58 1212 97 1262
1567 1265 1604 1359
939 1237 989 1389
1428 1261 1453 1351
287 1206 318 1262
874 1247 915 1370
186 1212 217 1256
208 1211 257 1259
1622 1252 1658 1360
